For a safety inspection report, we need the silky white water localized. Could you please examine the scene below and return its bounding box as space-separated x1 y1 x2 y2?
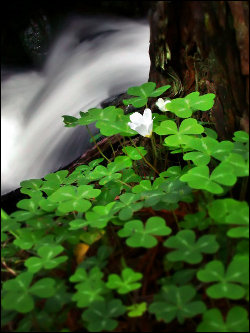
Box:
1 16 150 194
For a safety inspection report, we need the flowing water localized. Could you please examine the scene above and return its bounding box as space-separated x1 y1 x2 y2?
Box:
1 16 150 194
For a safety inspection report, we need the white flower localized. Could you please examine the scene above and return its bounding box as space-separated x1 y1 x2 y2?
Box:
156 98 171 111
128 108 153 137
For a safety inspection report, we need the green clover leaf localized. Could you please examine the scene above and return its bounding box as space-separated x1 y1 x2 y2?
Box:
197 256 249 299
166 92 215 118
155 118 204 146
123 82 170 107
197 307 249 332
20 179 44 191
160 165 190 179
2 272 55 313
106 268 143 294
232 141 249 160
233 130 249 143
13 229 46 250
179 211 211 231
48 185 100 213
62 115 78 127
70 267 109 308
94 107 135 136
25 245 68 273
122 146 147 160
118 216 172 248
44 170 69 184
121 168 141 183
132 180 152 193
220 153 249 177
90 156 132 185
180 164 237 194
183 137 233 165
127 302 147 317
159 179 193 204
84 202 118 228
164 230 219 264
115 193 143 220
82 299 126 332
208 199 249 238
149 284 206 324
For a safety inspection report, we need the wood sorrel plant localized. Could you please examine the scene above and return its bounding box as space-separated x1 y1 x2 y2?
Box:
1 82 249 332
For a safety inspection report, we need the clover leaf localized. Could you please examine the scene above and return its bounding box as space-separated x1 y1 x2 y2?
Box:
179 211 211 231
197 256 249 299
62 115 78 127
84 202 118 228
127 302 147 317
122 146 147 160
164 230 219 264
132 179 152 193
20 179 44 191
160 165 190 179
155 118 204 146
183 137 234 165
233 130 249 143
48 185 100 213
2 272 55 313
13 229 46 250
166 92 215 118
197 307 249 332
70 267 109 308
149 284 206 324
118 217 171 248
208 199 249 238
106 268 143 294
44 170 69 184
159 178 193 203
232 141 249 160
82 299 126 332
90 157 132 185
123 82 170 107
94 107 135 136
220 153 249 177
25 245 68 273
180 164 237 194
115 193 143 220
43 280 72 313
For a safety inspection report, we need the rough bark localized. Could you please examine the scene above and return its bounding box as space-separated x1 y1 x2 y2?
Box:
148 1 249 139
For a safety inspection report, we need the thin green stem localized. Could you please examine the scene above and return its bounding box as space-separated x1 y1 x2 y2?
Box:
172 210 180 230
128 137 160 175
116 179 132 189
108 139 116 159
151 133 158 160
86 125 111 163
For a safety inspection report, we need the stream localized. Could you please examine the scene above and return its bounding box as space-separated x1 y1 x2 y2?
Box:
1 15 150 194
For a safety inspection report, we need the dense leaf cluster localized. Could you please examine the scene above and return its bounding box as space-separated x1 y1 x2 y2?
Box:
1 82 249 332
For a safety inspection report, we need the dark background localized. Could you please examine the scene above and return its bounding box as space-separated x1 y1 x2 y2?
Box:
1 0 152 67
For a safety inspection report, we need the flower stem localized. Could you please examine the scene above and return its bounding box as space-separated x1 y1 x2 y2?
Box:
116 179 132 189
128 137 160 175
151 133 158 174
86 125 111 163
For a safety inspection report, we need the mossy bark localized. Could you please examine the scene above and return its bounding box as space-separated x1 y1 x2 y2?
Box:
148 1 249 139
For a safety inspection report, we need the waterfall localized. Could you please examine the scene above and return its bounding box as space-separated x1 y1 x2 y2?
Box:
1 16 150 194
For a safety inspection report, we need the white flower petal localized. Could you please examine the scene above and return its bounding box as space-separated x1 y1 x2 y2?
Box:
156 98 171 111
128 109 153 137
142 108 152 123
128 122 137 131
133 124 149 137
129 112 143 124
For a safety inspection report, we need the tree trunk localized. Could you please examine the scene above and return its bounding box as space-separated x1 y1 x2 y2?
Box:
148 1 249 139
